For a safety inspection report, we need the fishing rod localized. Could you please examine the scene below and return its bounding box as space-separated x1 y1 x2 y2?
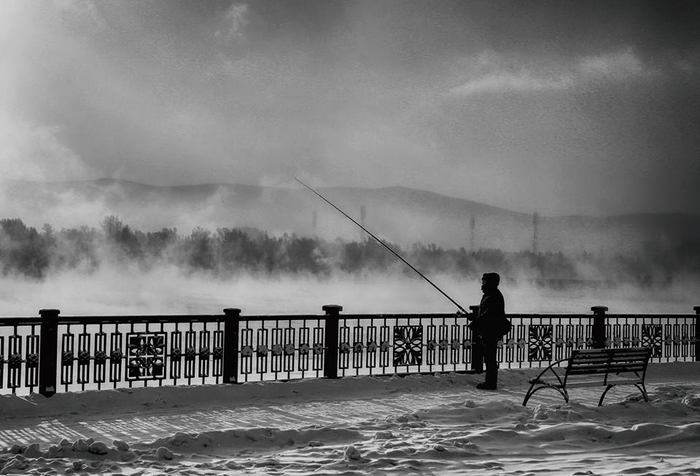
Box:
295 178 469 314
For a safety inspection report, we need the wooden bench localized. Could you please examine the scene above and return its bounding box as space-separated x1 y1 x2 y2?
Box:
522 347 652 407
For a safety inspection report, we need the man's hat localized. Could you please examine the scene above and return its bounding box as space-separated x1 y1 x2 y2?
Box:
482 272 500 284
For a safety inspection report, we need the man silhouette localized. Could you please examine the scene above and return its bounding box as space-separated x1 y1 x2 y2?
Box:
469 272 506 390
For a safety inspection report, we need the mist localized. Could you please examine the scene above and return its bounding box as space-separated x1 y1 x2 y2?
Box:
0 215 698 317
1 265 697 318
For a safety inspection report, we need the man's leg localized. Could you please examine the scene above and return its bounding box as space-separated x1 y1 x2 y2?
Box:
472 336 484 373
484 338 498 388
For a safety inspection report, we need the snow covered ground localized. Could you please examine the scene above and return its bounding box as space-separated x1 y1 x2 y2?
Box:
1 362 699 475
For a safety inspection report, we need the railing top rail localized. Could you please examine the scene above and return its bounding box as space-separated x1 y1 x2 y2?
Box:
56 314 226 325
507 313 591 318
0 316 42 325
1 311 698 326
602 313 698 317
337 313 461 318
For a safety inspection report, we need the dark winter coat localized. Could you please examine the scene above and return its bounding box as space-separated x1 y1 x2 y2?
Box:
471 289 508 339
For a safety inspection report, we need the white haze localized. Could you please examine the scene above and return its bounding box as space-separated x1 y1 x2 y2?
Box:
0 268 697 318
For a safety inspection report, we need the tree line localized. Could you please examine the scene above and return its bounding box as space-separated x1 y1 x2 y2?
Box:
1 217 697 286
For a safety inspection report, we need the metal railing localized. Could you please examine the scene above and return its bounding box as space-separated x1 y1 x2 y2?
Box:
1 305 698 396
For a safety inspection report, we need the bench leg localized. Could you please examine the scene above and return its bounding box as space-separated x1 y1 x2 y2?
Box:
634 383 649 402
523 384 569 407
598 384 615 406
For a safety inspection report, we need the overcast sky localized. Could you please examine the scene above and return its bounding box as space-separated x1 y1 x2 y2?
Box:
1 0 698 215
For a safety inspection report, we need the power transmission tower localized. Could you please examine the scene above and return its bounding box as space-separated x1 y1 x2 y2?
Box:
532 212 539 254
470 215 475 251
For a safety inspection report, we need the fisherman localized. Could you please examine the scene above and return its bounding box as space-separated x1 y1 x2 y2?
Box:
469 272 508 390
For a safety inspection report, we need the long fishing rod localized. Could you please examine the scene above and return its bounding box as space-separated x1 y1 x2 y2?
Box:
295 178 469 314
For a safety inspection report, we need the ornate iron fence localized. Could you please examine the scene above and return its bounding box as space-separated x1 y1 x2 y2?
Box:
1 305 698 396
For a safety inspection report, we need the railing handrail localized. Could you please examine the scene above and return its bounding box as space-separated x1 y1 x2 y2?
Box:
1 310 699 323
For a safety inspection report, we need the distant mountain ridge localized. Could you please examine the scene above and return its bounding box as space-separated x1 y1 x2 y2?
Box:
2 178 699 253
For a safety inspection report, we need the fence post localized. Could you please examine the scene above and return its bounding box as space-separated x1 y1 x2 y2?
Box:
38 309 59 397
323 304 342 379
223 308 241 384
591 306 608 349
694 306 700 362
469 305 483 372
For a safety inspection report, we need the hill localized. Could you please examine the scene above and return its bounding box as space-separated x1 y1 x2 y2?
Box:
2 178 699 253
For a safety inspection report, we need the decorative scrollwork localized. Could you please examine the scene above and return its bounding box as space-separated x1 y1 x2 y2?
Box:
78 350 91 364
94 350 107 364
126 333 166 380
450 340 460 350
298 343 310 355
26 353 39 368
427 340 437 351
528 325 553 361
353 342 363 353
62 351 74 366
393 326 422 366
271 344 283 356
8 353 22 369
438 339 448 350
185 346 197 361
199 346 210 360
110 349 123 361
380 341 391 352
256 344 269 356
284 344 295 355
170 347 182 360
367 341 378 352
313 343 324 355
642 324 662 357
213 346 224 359
339 342 351 354
462 339 472 349
241 345 254 357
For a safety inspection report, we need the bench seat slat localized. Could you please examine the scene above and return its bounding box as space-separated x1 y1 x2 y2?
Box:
571 352 649 362
535 377 642 388
569 362 646 370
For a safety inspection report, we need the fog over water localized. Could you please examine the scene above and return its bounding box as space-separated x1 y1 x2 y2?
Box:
1 268 697 318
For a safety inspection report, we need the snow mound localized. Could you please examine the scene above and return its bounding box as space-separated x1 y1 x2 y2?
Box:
145 426 364 455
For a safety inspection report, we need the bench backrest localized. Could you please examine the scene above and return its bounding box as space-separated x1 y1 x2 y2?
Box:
564 347 652 384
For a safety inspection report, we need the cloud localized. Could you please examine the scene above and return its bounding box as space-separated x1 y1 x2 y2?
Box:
449 71 574 96
51 0 106 31
215 3 249 40
448 48 654 97
0 114 91 182
577 49 649 80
